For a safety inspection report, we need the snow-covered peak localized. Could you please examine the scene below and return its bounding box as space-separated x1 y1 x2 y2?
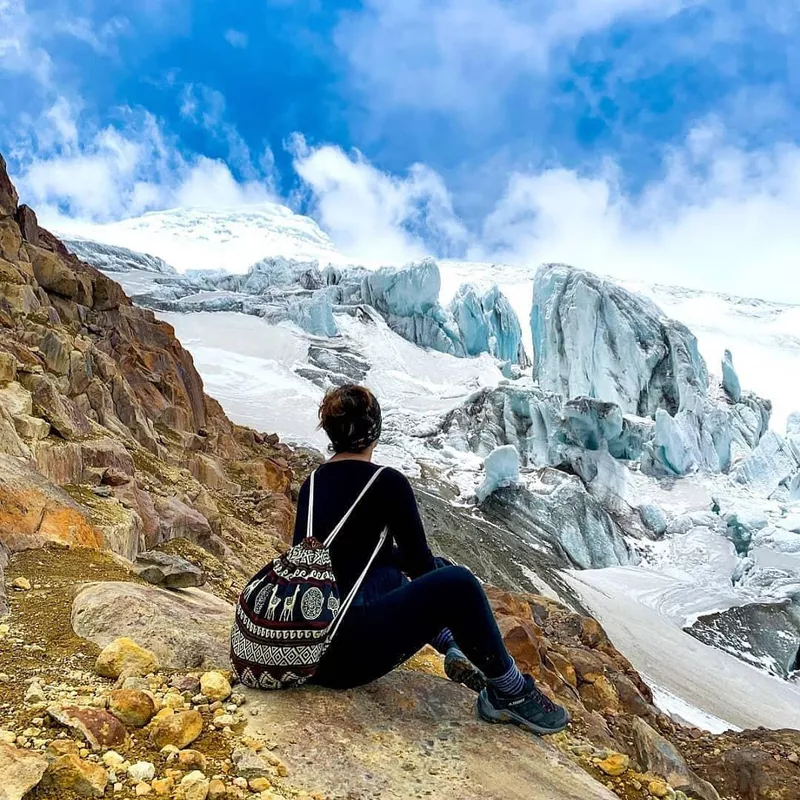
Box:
56 203 347 273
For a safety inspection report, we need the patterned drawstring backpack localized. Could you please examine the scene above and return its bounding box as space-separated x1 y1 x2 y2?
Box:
231 467 387 689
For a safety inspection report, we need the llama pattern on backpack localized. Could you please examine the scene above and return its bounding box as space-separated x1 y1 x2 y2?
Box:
280 585 300 622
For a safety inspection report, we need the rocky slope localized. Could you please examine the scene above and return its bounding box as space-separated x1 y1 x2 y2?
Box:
1 153 799 800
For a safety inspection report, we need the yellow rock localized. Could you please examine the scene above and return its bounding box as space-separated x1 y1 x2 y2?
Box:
151 777 174 796
249 777 272 792
200 671 232 702
135 782 153 796
648 779 671 798
207 778 227 800
597 753 629 777
148 709 203 750
95 638 158 679
162 692 185 710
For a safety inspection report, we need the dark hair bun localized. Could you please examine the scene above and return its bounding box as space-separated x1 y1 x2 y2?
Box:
318 385 382 454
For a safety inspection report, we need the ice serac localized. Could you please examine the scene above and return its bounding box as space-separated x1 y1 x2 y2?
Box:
63 238 177 275
476 444 520 503
531 264 771 477
438 383 563 468
449 284 527 365
361 259 465 356
287 292 338 337
531 263 708 416
733 430 800 499
721 350 742 403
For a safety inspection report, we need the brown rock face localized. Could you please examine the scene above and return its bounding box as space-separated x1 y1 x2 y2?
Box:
0 154 18 217
48 706 128 751
0 151 299 583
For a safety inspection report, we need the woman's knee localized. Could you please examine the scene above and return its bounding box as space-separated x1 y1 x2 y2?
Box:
436 565 483 596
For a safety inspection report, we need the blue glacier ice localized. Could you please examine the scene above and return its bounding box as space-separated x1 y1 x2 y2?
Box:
449 284 526 364
531 263 708 416
360 259 465 356
733 430 800 499
476 444 520 503
722 350 742 402
287 292 339 337
788 411 800 463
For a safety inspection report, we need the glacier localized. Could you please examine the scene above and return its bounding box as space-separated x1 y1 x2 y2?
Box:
64 222 800 728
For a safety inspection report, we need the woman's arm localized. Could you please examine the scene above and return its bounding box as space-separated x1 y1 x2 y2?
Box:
385 469 437 578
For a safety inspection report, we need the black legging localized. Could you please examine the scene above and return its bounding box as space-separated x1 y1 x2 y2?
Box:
313 565 514 689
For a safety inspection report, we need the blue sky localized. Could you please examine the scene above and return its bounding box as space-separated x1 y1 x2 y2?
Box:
2 0 800 300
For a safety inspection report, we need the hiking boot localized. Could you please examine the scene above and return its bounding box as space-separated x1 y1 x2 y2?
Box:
477 674 570 735
444 647 487 693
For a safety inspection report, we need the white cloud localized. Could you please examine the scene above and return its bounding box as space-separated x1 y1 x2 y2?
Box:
0 0 53 86
15 99 275 225
478 123 800 302
290 135 468 263
225 29 248 48
336 0 700 119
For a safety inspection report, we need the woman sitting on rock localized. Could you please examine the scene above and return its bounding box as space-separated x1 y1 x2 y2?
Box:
292 384 569 735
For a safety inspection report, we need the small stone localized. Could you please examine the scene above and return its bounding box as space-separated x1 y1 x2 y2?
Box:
24 681 46 704
171 675 201 695
177 749 207 772
45 753 108 797
136 782 153 796
233 776 248 789
0 730 16 744
102 751 126 769
597 752 629 777
163 692 186 710
200 672 231 703
208 778 227 800
212 714 240 729
95 638 159 679
129 761 156 783
109 689 156 727
176 769 210 800
788 752 799 764
152 777 174 795
648 779 671 798
11 576 31 591
160 745 180 759
149 709 203 750
249 777 272 792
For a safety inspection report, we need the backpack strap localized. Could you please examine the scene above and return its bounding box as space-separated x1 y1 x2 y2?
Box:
328 525 389 641
323 466 387 547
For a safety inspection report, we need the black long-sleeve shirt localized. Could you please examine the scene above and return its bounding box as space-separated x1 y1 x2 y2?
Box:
292 460 436 599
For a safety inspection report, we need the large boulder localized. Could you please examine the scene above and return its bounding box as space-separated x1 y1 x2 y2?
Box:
71 581 234 669
242 670 620 800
